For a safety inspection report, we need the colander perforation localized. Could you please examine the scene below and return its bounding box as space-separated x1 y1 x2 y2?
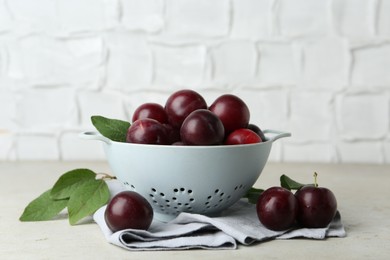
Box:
123 182 136 191
200 184 247 213
148 183 249 215
148 187 196 215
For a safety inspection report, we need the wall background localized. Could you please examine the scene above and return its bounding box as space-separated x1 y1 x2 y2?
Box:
0 0 390 163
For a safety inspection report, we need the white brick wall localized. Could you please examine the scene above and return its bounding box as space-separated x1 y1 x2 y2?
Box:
278 0 331 37
301 37 350 89
165 0 230 37
152 44 206 87
351 43 390 86
121 0 164 32
257 42 298 85
231 0 274 39
0 0 389 164
331 0 377 37
210 41 257 85
105 33 152 91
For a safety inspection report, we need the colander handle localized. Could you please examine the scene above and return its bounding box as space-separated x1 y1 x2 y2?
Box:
79 131 111 144
263 129 291 142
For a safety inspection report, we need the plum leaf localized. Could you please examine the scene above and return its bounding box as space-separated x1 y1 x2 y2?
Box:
50 169 96 200
91 115 130 142
19 189 68 222
67 179 110 225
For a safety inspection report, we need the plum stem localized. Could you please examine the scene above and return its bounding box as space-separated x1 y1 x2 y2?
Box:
313 172 318 187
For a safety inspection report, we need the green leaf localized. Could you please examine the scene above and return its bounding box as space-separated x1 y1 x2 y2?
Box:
51 169 97 200
280 174 308 191
67 179 110 225
19 189 68 222
243 187 264 204
91 115 130 142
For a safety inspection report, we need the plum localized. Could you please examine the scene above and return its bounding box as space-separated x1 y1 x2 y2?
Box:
180 109 224 145
256 187 298 231
104 191 153 232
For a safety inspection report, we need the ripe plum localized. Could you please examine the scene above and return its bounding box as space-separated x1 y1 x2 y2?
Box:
256 187 298 231
104 191 153 232
295 185 337 228
180 109 224 145
247 123 266 141
132 103 168 124
126 118 169 145
209 94 250 134
165 89 207 128
225 128 261 145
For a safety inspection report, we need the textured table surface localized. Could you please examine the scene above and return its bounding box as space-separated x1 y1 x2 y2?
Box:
1 161 389 259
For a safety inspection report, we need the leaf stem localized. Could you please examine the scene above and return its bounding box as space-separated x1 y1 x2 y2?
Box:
96 173 116 180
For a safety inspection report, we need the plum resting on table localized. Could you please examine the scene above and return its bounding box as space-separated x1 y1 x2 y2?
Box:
256 187 298 231
295 185 337 228
104 191 153 232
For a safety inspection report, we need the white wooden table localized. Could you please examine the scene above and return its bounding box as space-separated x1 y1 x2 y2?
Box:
1 161 388 259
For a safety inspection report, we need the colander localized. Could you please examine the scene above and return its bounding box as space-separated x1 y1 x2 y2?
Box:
80 130 290 222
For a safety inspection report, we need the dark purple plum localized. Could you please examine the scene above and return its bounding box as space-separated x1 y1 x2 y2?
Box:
295 185 337 228
104 191 153 232
163 123 181 144
247 123 266 141
132 103 168 124
165 89 207 129
256 187 298 231
126 118 169 145
209 94 250 134
180 109 224 145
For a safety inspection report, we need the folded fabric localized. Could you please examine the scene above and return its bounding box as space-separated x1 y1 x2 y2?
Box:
93 180 346 251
